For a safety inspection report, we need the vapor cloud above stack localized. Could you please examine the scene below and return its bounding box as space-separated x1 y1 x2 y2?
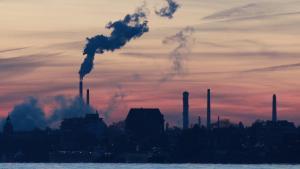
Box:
79 4 149 80
156 0 180 19
160 27 195 82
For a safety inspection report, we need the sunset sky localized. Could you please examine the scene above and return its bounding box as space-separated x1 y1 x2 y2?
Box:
1 0 300 126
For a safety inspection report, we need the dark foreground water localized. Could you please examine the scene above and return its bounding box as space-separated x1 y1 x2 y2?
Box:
0 164 299 169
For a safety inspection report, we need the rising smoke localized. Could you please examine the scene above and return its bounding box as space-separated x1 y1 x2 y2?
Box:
1 1 186 131
3 95 97 131
48 95 96 127
160 26 195 82
9 97 47 131
103 84 127 121
79 5 149 80
156 0 180 19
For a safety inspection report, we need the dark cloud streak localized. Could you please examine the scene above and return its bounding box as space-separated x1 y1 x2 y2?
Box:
203 3 300 21
0 53 61 79
122 51 300 59
243 63 300 73
0 47 29 54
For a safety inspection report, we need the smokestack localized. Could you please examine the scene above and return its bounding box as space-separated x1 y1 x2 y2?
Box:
166 122 169 131
182 91 189 129
272 94 277 122
79 79 83 100
207 89 211 129
217 116 220 129
198 116 201 126
86 89 90 106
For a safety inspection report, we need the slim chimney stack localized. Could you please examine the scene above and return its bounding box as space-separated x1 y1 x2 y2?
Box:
207 89 211 129
87 89 90 106
217 116 220 129
183 91 189 129
272 94 277 122
198 116 201 127
79 79 83 99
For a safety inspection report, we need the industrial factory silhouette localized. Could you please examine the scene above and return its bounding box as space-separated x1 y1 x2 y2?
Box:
0 0 299 163
2 0 300 166
0 81 300 163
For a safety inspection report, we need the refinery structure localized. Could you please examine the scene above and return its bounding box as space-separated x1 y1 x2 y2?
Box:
78 76 281 130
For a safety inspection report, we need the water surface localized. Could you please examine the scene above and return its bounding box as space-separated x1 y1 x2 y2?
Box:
1 164 299 169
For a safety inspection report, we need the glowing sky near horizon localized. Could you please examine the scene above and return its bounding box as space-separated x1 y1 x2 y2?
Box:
1 0 300 126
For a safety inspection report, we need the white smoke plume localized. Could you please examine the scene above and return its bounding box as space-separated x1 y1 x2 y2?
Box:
160 26 195 82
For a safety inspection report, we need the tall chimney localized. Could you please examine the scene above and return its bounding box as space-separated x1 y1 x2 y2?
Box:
166 122 169 131
272 94 277 122
86 89 90 106
198 116 201 126
79 79 83 99
217 116 220 129
207 89 211 129
182 91 189 129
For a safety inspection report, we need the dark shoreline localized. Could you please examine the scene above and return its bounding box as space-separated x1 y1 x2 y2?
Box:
1 111 300 163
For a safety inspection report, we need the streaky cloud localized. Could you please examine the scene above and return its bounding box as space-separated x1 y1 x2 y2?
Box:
122 51 300 59
243 62 300 73
203 2 300 21
0 47 29 54
46 41 83 50
0 53 61 79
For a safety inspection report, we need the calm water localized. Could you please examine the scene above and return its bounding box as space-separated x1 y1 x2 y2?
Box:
0 164 299 169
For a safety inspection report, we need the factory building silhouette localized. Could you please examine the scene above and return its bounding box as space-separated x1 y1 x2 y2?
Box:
60 88 107 142
125 108 164 138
